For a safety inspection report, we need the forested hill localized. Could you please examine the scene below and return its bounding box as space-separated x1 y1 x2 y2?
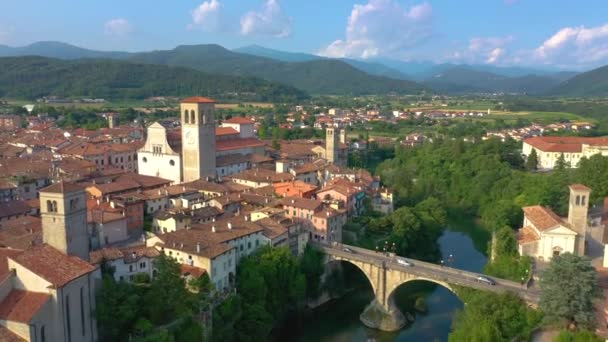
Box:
0 56 308 102
129 44 426 95
550 64 608 96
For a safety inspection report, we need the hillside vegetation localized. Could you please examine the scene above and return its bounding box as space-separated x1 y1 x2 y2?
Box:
0 56 307 102
550 65 608 96
129 44 426 95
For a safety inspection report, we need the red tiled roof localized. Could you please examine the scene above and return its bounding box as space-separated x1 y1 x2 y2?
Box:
223 117 254 124
517 226 540 244
216 127 240 136
524 136 608 153
0 248 24 281
40 181 84 194
216 138 265 151
11 245 96 288
569 184 591 192
181 97 216 104
0 326 26 342
522 205 567 231
180 264 206 279
0 289 50 323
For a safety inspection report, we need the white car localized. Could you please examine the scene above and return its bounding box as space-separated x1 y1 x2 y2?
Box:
476 275 496 285
343 247 355 253
397 258 413 267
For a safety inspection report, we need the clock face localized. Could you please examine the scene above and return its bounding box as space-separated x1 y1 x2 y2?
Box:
186 131 195 145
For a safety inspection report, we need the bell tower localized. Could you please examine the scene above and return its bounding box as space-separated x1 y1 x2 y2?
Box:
326 127 339 164
181 97 217 182
567 184 591 256
40 182 90 261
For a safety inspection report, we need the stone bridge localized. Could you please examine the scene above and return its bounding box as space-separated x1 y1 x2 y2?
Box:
312 242 540 331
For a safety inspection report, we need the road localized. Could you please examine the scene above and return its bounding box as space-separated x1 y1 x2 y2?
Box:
313 242 541 304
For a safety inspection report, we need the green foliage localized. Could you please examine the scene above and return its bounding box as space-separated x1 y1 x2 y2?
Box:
526 149 539 171
539 253 603 329
129 45 426 95
299 245 325 299
144 254 191 324
550 65 608 97
554 329 603 342
0 56 307 102
212 246 308 341
449 290 542 342
96 276 141 341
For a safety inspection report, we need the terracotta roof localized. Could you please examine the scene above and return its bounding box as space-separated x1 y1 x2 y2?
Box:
216 127 240 136
0 216 42 250
281 196 323 211
0 326 26 342
522 205 568 231
216 138 265 152
90 245 160 264
0 201 31 219
0 289 50 323
569 184 591 192
40 181 84 194
223 117 255 124
517 226 540 244
181 96 216 104
180 264 206 278
524 136 608 153
0 248 24 281
228 168 294 183
11 245 96 288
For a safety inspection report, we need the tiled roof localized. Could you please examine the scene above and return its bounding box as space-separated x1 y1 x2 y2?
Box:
216 138 265 152
228 168 294 183
0 326 26 342
569 184 591 192
517 226 540 244
0 201 31 219
40 181 84 194
11 245 96 288
522 205 568 231
216 127 240 136
90 245 160 264
0 289 50 323
223 117 255 124
181 96 216 103
0 216 42 250
524 136 608 153
0 248 24 281
180 264 206 278
281 196 323 211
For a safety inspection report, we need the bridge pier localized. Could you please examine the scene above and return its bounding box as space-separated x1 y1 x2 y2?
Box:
360 298 407 332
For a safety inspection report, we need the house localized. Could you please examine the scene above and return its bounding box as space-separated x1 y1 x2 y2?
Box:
517 184 590 261
522 136 608 170
90 245 159 283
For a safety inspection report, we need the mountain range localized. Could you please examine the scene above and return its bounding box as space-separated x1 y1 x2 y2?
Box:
0 41 607 96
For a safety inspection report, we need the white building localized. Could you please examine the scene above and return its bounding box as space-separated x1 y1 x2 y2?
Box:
523 136 608 170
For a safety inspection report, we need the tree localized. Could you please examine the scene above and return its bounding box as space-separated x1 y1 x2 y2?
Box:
96 276 141 341
539 253 602 329
299 245 325 299
555 153 569 170
525 149 539 171
143 254 191 324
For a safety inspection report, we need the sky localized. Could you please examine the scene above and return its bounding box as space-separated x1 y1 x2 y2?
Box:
1 0 608 70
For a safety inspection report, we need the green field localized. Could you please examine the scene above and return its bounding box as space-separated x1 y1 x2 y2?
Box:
487 110 592 124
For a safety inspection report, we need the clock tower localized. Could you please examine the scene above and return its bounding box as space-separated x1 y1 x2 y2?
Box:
181 97 217 182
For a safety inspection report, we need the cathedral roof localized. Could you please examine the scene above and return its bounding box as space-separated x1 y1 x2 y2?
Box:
181 97 216 104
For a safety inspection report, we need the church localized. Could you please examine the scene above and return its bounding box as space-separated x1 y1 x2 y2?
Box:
137 97 266 184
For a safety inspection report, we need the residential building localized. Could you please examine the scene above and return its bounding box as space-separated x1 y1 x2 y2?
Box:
523 136 608 170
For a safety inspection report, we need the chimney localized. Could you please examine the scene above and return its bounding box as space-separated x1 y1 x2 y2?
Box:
228 222 232 230
212 225 216 233
291 199 295 204
196 243 201 253
212 217 216 222
245 215 249 222
131 252 137 259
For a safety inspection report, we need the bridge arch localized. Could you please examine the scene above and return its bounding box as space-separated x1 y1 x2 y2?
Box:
324 255 380 297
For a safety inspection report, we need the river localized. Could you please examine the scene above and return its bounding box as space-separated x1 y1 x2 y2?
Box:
275 218 490 342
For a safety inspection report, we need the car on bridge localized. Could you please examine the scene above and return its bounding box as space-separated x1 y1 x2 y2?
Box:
475 275 496 285
343 247 355 253
396 258 413 267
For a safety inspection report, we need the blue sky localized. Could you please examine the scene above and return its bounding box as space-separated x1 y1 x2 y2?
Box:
1 0 608 69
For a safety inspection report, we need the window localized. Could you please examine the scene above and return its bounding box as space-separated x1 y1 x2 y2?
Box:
256 240 259 247
80 287 86 337
240 245 244 251
65 295 72 342
582 196 586 205
129 265 133 272
140 262 146 269
142 157 147 163
184 110 189 124
169 160 175 166
576 195 581 205
190 110 196 124
248 242 251 249
40 326 45 342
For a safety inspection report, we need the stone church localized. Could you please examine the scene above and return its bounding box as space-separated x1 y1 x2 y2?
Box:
137 97 265 184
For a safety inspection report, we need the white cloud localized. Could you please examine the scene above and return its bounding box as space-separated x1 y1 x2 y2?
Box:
190 0 223 32
240 0 291 38
318 0 433 59
533 24 608 67
445 36 514 65
104 18 132 36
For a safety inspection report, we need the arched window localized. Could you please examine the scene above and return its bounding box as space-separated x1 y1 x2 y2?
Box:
582 196 586 206
184 110 189 124
52 201 58 212
46 200 53 212
576 195 581 205
190 110 196 124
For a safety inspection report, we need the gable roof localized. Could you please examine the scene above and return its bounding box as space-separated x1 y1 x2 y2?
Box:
0 289 50 323
10 245 96 288
40 181 84 194
522 205 570 232
181 97 216 104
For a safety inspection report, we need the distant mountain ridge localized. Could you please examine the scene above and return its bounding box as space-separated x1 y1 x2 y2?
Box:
0 56 307 101
0 41 592 95
549 65 608 96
